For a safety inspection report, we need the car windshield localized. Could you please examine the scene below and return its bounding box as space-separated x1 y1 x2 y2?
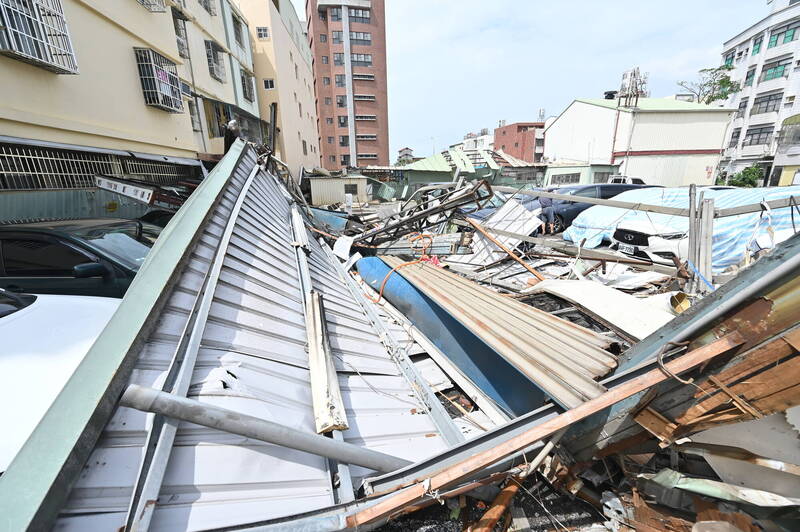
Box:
67 221 161 271
0 291 35 319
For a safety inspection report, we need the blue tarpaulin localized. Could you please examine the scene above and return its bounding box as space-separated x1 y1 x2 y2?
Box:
563 186 800 273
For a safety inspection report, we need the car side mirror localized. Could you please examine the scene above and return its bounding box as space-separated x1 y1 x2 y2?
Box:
73 262 110 279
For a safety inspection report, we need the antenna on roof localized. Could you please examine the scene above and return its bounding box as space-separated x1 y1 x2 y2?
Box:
538 108 545 121
618 67 650 108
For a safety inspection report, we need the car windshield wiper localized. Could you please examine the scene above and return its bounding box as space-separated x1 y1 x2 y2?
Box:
134 220 144 243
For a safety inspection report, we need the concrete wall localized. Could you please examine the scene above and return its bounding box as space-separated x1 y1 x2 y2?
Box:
543 101 617 165
240 0 320 174
618 154 718 187
494 122 543 163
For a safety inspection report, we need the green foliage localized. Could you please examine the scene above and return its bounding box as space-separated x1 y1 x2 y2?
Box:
727 165 762 187
677 66 741 104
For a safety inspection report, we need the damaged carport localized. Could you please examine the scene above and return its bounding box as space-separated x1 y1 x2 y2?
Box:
3 140 800 532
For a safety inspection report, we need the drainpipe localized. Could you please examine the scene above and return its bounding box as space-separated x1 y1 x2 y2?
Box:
120 384 411 473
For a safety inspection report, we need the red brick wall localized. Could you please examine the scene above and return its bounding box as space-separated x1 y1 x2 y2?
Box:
493 122 544 163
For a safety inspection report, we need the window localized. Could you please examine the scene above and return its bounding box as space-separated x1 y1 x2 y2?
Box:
752 35 763 55
241 70 255 102
551 173 580 185
0 0 79 74
743 125 774 146
335 74 346 87
2 238 89 276
326 117 334 124
327 136 333 144
356 134 377 141
134 48 182 112
729 127 742 147
323 76 330 85
340 154 351 166
205 40 226 82
319 33 327 43
535 138 544 147
351 53 372 66
736 98 749 118
302 140 307 155
333 53 344 65
724 51 734 67
760 58 791 82
298 102 302 117
330 7 342 20
263 78 274 89
319 8 327 21
353 94 376 101
344 184 358 194
198 0 216 15
332 30 343 44
137 0 166 12
355 114 376 121
173 12 190 59
187 100 202 131
336 95 347 107
349 8 370 23
324 97 332 105
751 92 782 115
257 26 269 39
340 135 349 146
322 55 329 64
593 172 612 183
744 68 755 87
350 31 371 45
357 153 377 159
232 16 244 47
329 155 336 163
768 20 800 48
338 115 348 127
352 73 375 81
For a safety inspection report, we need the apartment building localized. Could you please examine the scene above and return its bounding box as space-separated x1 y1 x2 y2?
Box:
240 0 320 173
306 0 389 169
494 121 545 163
719 0 800 184
0 0 263 190
450 129 493 152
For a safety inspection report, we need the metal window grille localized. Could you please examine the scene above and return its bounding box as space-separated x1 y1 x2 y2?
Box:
352 73 374 81
736 99 748 118
232 16 244 47
0 0 78 74
173 15 189 58
551 173 580 185
256 26 269 39
205 40 225 82
356 134 377 141
263 78 274 89
353 94 375 101
241 70 254 102
134 48 183 112
188 100 202 131
198 0 215 15
751 93 783 115
137 0 166 12
729 128 741 147
0 143 196 190
357 153 377 159
354 115 376 121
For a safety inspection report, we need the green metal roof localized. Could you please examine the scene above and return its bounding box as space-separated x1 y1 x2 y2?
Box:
405 151 453 172
576 97 734 113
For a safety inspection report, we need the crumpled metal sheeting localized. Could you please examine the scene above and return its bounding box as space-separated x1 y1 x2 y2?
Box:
382 257 618 409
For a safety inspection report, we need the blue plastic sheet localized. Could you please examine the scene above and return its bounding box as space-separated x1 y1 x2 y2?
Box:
563 186 800 273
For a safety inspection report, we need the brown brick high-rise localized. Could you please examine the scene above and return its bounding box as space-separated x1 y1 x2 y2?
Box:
306 0 389 169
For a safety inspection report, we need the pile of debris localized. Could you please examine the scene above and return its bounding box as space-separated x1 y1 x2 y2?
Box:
4 141 799 532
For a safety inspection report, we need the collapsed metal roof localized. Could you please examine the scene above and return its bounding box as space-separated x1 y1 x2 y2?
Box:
0 140 459 531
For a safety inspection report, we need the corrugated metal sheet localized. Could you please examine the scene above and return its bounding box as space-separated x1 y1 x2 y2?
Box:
309 177 368 205
54 146 451 531
0 188 151 223
382 257 618 409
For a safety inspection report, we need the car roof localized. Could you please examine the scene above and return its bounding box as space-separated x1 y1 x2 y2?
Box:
0 218 140 234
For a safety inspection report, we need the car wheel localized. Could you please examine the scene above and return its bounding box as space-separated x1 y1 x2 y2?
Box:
552 215 565 233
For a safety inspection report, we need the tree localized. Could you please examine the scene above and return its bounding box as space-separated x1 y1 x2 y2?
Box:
727 165 762 187
677 66 740 104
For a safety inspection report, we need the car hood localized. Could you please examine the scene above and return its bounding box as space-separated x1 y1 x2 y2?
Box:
616 219 682 237
0 294 119 471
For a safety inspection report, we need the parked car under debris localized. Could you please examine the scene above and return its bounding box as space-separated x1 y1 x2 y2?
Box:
0 218 162 298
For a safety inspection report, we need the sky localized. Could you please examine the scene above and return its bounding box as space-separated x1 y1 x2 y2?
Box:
289 0 767 161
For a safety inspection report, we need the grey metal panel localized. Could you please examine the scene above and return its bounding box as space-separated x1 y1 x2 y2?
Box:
0 188 151 223
56 147 450 531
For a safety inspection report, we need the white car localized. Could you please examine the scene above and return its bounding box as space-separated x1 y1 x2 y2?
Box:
0 291 119 471
611 220 688 265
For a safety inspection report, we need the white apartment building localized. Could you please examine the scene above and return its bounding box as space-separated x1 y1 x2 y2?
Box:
450 129 494 152
720 0 800 184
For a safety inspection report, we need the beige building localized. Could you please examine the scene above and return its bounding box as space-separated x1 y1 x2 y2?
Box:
240 0 320 174
0 0 264 185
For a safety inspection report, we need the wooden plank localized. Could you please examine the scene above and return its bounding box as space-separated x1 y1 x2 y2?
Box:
633 407 678 447
346 333 744 527
466 218 545 282
707 375 763 419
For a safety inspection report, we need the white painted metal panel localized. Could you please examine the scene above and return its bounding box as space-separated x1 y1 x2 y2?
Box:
543 101 617 165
